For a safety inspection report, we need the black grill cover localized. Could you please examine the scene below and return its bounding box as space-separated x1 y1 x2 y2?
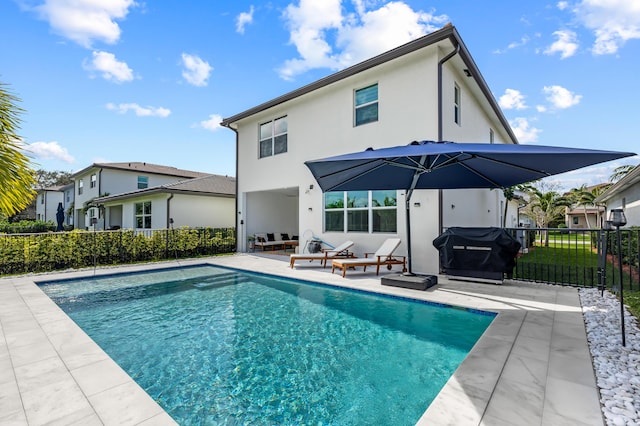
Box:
432 227 521 276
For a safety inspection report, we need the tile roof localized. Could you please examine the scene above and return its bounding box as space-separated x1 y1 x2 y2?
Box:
72 162 210 179
94 174 236 203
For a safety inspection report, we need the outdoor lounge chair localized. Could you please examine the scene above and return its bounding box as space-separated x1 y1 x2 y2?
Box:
331 238 407 277
289 240 355 268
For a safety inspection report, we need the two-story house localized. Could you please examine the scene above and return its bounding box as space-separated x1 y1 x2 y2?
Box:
71 162 208 230
221 24 519 274
595 163 640 227
35 186 64 223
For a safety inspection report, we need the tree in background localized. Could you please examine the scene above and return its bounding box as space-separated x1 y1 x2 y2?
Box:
609 164 636 183
35 169 73 188
0 82 36 217
521 182 572 246
566 184 609 229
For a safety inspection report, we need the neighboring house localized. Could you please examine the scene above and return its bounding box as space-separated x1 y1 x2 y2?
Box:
221 24 519 274
71 162 209 230
94 174 236 230
565 205 605 229
35 186 64 223
594 163 640 227
61 183 75 227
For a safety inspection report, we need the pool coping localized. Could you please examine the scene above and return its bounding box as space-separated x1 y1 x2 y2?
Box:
0 254 603 425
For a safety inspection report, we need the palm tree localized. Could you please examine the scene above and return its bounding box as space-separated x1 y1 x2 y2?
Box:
609 165 635 183
525 188 572 246
0 82 36 216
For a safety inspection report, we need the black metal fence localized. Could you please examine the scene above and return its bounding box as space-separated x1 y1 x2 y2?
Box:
0 227 236 276
506 227 639 290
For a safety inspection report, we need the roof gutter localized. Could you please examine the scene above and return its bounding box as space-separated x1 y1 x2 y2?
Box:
166 193 174 228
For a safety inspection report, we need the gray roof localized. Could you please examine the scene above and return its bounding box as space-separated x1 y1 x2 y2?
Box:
71 162 210 179
94 174 236 203
220 24 518 144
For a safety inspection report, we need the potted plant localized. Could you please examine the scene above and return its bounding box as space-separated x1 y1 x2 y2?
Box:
247 235 256 251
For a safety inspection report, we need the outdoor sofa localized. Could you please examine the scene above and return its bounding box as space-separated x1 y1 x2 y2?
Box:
254 233 298 251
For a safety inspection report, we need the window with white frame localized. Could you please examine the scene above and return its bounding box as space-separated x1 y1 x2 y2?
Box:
259 116 288 159
40 194 44 204
90 173 97 188
454 83 461 125
138 175 149 189
355 84 378 126
78 179 83 195
324 190 397 233
135 201 152 229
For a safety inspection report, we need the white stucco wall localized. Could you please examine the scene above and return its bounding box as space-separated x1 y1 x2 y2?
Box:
605 186 640 227
232 42 512 274
103 193 235 230
35 191 64 223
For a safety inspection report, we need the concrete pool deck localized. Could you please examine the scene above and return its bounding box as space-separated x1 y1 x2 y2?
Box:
0 254 603 425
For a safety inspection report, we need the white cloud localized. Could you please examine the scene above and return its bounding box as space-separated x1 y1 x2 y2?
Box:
493 35 531 54
83 51 134 83
29 0 136 48
510 117 541 143
557 1 569 11
278 0 448 80
199 114 223 131
106 103 171 117
181 53 212 87
544 30 579 58
26 141 75 163
543 85 582 109
573 0 640 55
236 6 254 34
499 89 527 110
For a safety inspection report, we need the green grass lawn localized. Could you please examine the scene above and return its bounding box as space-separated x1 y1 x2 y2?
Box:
516 242 640 319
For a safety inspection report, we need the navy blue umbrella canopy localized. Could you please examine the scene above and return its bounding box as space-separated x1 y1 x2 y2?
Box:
305 140 635 275
305 140 636 192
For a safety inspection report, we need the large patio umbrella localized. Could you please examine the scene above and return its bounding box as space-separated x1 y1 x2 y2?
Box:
305 140 635 274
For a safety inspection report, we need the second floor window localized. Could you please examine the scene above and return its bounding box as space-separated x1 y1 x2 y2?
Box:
138 176 149 189
78 179 84 195
355 84 378 126
40 194 44 204
90 174 97 188
259 116 288 159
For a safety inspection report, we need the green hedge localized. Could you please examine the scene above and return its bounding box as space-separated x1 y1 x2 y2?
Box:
0 220 56 234
0 227 236 275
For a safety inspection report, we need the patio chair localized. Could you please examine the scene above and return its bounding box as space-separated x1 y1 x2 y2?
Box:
331 238 407 277
289 240 355 268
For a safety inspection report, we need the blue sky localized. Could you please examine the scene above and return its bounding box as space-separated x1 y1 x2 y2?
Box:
2 0 639 191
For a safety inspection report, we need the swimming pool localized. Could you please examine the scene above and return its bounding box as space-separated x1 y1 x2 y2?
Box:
39 265 495 425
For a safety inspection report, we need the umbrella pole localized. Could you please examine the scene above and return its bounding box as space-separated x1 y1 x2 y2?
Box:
405 191 414 275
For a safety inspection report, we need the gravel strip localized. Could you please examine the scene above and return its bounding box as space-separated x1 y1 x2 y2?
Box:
579 288 640 426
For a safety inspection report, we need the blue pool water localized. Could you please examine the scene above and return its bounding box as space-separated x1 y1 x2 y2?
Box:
39 265 495 425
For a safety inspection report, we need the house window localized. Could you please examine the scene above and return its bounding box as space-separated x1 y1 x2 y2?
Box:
573 217 579 225
138 176 149 189
355 84 378 126
324 190 397 233
454 83 461 125
66 191 70 202
622 197 626 209
90 174 97 188
135 201 152 229
40 194 44 204
259 116 288 158
78 179 83 195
